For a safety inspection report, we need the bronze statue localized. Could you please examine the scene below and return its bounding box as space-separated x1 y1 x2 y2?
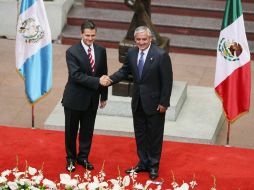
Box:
113 0 170 96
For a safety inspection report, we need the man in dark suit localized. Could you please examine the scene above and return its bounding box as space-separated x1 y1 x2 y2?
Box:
109 26 173 180
62 20 111 172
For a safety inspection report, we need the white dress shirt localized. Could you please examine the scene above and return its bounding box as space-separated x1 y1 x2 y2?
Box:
137 44 151 66
81 40 95 63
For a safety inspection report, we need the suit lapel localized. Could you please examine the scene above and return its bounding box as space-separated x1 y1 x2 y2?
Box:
140 44 155 79
79 42 93 74
94 44 99 74
131 48 139 80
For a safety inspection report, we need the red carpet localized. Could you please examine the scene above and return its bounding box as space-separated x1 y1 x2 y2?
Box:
0 126 254 189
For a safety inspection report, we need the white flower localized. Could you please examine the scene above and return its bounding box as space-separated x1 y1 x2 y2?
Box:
87 182 99 190
74 174 80 178
144 180 153 189
77 182 89 189
122 175 130 187
19 178 32 186
60 174 78 187
171 181 179 188
175 183 189 190
116 176 122 183
189 180 197 188
31 174 43 184
28 167 37 176
14 172 25 179
43 178 57 189
111 183 121 190
133 182 144 189
12 167 19 172
60 173 71 183
30 186 40 190
84 170 92 181
129 170 137 181
87 176 108 190
146 180 153 185
0 176 7 183
1 170 11 177
7 181 19 190
98 170 106 181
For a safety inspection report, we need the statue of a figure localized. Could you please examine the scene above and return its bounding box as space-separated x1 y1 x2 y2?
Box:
119 0 170 63
114 0 170 96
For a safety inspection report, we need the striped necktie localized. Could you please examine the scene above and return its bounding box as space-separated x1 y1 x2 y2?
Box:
88 46 95 73
138 51 144 78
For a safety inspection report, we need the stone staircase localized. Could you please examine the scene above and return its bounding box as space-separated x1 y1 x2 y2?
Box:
61 0 254 58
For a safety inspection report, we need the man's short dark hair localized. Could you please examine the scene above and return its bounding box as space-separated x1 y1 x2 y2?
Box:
81 20 96 33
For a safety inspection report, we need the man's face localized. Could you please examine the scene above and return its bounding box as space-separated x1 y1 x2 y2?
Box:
81 28 96 46
135 31 152 51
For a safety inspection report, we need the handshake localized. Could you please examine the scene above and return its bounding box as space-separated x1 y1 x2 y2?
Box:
99 75 113 87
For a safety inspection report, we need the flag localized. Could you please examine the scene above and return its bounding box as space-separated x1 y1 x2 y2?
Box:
16 0 52 104
214 0 251 122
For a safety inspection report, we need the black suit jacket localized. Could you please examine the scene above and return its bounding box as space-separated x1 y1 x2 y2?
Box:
110 44 173 115
62 42 108 111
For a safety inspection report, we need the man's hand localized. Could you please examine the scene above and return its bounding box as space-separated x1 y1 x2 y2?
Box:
99 100 107 109
157 105 167 113
99 75 112 86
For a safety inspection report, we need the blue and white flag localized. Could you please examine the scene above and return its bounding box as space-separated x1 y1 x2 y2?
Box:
16 0 52 104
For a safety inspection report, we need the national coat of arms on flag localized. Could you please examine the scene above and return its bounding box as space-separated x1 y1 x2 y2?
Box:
16 0 52 104
214 0 251 122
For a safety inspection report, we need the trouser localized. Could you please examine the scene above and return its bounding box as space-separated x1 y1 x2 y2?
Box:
64 106 97 162
132 101 165 170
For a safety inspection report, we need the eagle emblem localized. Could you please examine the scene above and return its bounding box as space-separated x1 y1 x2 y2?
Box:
218 38 243 61
18 18 44 43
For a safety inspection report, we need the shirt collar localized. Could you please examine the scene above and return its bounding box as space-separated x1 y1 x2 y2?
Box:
139 44 151 55
81 40 94 52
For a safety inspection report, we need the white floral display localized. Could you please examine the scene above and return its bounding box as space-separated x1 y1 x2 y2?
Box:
0 160 217 190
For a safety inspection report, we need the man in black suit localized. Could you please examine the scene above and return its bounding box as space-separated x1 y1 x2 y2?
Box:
109 26 173 180
62 20 111 172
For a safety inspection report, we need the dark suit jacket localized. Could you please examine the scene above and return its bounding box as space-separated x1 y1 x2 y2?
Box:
110 44 173 115
62 42 108 111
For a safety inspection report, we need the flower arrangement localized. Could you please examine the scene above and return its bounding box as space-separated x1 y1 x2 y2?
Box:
0 159 217 190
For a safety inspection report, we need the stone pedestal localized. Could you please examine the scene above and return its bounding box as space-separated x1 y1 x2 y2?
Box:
100 81 187 121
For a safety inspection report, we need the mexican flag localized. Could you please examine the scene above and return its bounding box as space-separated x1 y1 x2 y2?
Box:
214 0 251 122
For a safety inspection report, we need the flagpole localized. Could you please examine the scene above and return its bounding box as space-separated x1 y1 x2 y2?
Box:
16 0 19 23
32 105 35 129
226 121 230 146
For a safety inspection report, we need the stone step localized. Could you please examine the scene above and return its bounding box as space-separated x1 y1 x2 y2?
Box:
67 6 254 40
84 0 254 21
44 85 225 144
97 81 187 121
61 25 254 58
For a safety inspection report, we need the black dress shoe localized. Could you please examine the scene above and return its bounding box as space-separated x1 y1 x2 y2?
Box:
77 160 94 170
125 165 148 174
66 160 76 172
149 169 158 180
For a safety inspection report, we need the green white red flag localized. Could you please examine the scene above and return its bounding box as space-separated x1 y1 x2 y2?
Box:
214 0 251 122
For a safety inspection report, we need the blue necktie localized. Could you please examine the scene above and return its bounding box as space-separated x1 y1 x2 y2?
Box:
138 51 144 78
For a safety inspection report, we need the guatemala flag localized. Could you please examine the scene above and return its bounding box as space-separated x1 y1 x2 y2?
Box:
16 0 52 104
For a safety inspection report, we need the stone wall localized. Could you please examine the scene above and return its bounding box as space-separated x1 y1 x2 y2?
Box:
0 0 74 40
